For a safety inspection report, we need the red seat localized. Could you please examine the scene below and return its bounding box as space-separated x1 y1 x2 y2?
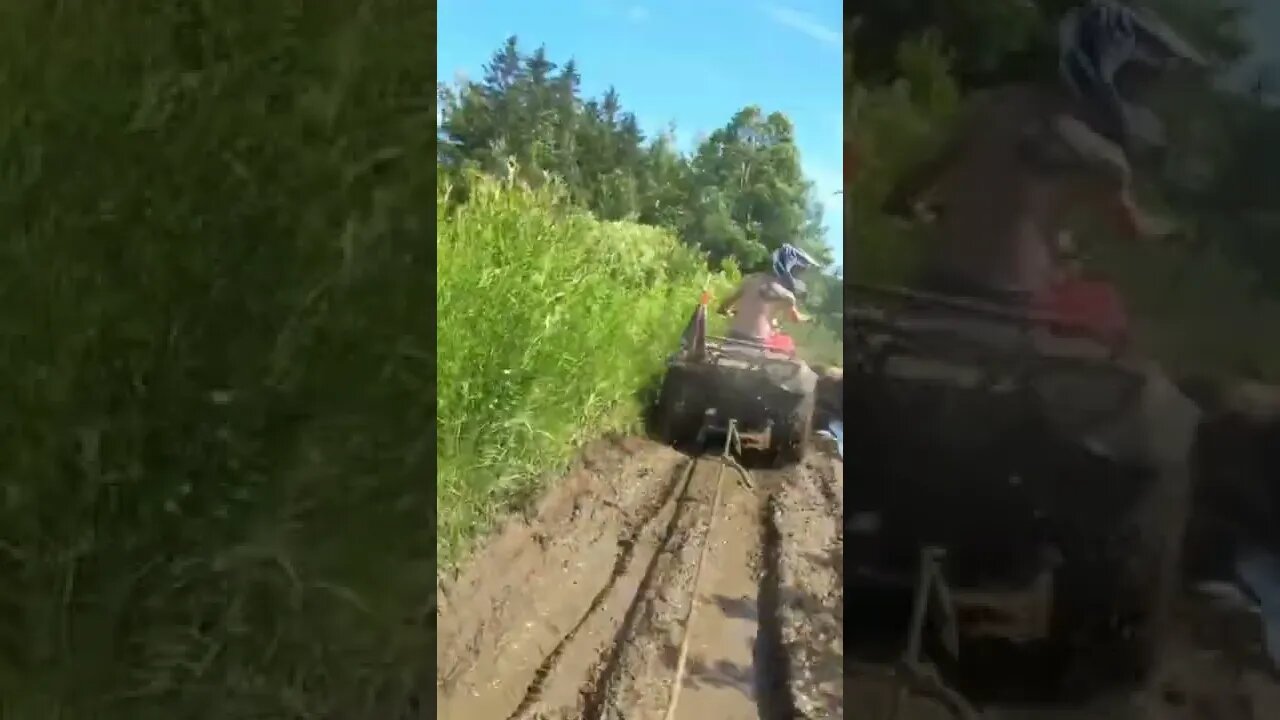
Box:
1034 278 1130 346
766 331 796 356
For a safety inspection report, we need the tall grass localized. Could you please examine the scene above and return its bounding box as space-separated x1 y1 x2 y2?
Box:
1093 241 1280 380
787 322 844 369
0 4 434 718
436 173 736 568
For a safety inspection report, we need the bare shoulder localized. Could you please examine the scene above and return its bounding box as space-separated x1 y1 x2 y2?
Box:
757 275 795 302
1012 91 1130 181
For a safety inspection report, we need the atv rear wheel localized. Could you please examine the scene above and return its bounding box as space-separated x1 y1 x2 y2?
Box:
655 366 704 449
1112 463 1190 679
1053 462 1191 695
775 391 816 466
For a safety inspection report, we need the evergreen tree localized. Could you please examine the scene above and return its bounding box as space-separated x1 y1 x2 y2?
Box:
438 36 839 287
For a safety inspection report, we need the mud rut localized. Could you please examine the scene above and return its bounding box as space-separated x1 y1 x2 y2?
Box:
435 436 844 720
436 436 1280 720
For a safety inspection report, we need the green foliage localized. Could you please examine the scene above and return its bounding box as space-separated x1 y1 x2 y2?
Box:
1092 241 1280 379
0 3 434 717
682 107 832 268
849 0 1048 87
848 37 962 286
436 173 735 568
788 322 845 368
803 267 846 334
438 37 839 302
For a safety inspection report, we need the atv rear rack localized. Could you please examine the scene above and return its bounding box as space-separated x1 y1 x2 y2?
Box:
848 282 1126 357
847 283 1145 408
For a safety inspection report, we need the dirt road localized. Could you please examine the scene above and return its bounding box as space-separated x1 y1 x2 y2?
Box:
435 434 1280 719
844 537 1280 720
435 436 844 720
847 615 1280 720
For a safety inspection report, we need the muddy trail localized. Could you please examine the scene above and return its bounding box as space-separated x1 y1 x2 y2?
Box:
435 436 844 720
842 530 1280 718
846 598 1280 720
843 522 1280 719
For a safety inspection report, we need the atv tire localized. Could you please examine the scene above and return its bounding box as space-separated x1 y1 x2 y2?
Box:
1054 462 1191 696
775 390 816 466
655 367 704 449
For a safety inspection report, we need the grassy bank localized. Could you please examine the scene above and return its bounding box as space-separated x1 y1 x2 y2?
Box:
0 5 434 718
436 174 736 569
788 322 844 369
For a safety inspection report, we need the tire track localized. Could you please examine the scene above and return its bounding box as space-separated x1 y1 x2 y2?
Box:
506 458 697 720
581 464 807 720
771 458 845 718
579 456 713 719
756 487 802 720
436 439 845 720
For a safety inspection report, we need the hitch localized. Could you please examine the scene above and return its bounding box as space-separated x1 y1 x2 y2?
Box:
695 410 754 490
698 408 773 456
875 546 979 720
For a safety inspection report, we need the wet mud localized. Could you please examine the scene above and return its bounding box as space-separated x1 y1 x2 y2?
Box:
435 436 845 720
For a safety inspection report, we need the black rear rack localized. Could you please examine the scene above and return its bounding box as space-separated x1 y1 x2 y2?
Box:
847 283 1125 356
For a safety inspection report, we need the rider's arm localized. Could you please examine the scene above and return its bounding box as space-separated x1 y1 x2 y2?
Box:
1049 115 1167 241
760 281 807 323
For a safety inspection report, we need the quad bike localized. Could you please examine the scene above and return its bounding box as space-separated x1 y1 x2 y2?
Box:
845 283 1192 700
653 295 818 465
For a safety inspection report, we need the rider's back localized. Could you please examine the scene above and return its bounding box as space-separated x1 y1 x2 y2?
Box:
729 273 794 340
925 83 1128 299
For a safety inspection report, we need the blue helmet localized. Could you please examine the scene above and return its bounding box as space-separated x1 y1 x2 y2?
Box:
772 244 818 294
1059 1 1207 152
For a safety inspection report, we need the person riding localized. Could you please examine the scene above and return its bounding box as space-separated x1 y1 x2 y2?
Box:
882 0 1212 496
718 244 818 343
885 0 1207 307
874 3 1214 672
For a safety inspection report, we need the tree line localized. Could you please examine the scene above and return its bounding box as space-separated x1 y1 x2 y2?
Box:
437 37 843 332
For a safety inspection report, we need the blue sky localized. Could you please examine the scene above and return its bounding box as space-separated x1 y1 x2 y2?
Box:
437 0 844 267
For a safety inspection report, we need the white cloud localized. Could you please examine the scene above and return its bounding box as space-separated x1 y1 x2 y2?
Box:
626 5 650 23
761 4 840 50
